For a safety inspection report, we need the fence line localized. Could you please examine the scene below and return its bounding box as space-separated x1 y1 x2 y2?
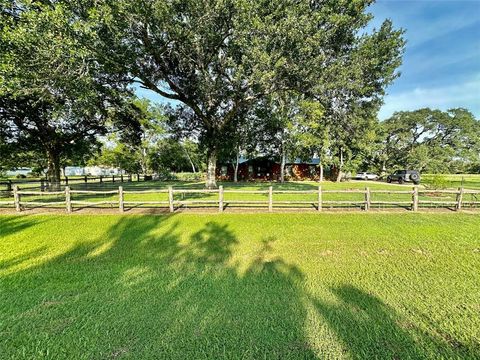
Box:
2 185 480 213
0 174 149 193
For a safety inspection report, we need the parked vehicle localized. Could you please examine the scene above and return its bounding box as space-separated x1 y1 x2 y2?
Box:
387 170 420 185
354 172 379 180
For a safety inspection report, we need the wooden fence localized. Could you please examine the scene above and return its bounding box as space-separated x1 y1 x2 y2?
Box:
0 174 148 193
1 185 479 213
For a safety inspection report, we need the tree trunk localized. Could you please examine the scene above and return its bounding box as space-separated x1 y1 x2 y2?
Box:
206 148 217 189
336 148 344 183
47 150 61 190
280 146 286 183
141 147 148 174
234 147 240 183
381 159 387 178
183 145 196 173
319 163 324 182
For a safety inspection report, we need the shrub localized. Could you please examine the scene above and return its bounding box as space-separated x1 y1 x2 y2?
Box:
424 174 450 190
156 170 177 181
154 171 205 182
173 172 205 182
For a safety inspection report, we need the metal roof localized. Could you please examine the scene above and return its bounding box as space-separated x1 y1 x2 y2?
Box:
237 157 320 165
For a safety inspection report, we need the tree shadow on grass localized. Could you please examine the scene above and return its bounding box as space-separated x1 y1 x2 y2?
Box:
0 216 43 238
310 285 475 359
1 216 474 359
0 215 318 359
0 246 47 272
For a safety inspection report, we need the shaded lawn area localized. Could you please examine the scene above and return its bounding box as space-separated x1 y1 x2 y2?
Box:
1 214 479 359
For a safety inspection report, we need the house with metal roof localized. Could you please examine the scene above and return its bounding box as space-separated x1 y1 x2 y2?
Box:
217 156 323 181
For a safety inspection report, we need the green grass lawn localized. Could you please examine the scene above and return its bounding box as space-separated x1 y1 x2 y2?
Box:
1 213 479 359
423 174 480 190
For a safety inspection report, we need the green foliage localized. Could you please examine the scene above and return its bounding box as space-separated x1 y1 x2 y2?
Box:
172 172 206 182
423 174 450 190
381 108 480 173
149 139 204 173
92 142 142 174
63 0 404 186
0 1 143 184
0 0 409 184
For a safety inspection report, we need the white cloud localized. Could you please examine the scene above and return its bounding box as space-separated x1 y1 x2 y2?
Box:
379 75 480 119
371 0 480 48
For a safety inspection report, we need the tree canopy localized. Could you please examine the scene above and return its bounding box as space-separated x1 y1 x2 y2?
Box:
0 0 142 186
1 1 415 184
381 108 480 173
61 0 405 187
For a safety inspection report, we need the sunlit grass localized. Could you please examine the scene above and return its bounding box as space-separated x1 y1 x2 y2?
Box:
423 174 480 190
1 213 479 359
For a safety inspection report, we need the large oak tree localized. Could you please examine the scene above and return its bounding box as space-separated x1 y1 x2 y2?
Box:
381 108 480 173
65 0 404 188
0 0 141 188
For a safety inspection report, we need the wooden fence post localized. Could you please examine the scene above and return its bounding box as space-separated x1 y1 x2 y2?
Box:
84 175 87 183
365 187 371 211
318 186 322 212
99 175 103 184
112 175 115 183
168 186 174 213
412 186 419 212
121 174 124 183
268 186 273 212
218 185 224 212
119 186 124 213
65 176 69 185
65 186 72 213
456 187 464 211
13 185 21 212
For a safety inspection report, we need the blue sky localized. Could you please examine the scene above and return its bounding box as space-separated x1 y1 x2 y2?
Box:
135 0 480 120
370 0 480 119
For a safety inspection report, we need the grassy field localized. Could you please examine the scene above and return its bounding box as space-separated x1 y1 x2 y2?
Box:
1 213 479 359
422 174 480 190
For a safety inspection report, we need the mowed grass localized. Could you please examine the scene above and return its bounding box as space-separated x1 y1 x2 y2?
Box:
423 174 480 190
1 213 479 359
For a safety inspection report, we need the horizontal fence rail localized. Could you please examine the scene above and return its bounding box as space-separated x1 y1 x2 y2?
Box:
0 174 151 193
1 185 479 213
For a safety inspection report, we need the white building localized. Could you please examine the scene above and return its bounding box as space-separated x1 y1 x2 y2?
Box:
5 168 32 177
64 166 125 176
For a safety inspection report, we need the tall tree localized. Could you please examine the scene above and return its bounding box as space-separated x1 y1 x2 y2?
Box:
93 141 142 174
148 138 204 174
133 99 167 174
381 108 480 173
294 100 328 181
65 0 404 188
0 1 141 188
